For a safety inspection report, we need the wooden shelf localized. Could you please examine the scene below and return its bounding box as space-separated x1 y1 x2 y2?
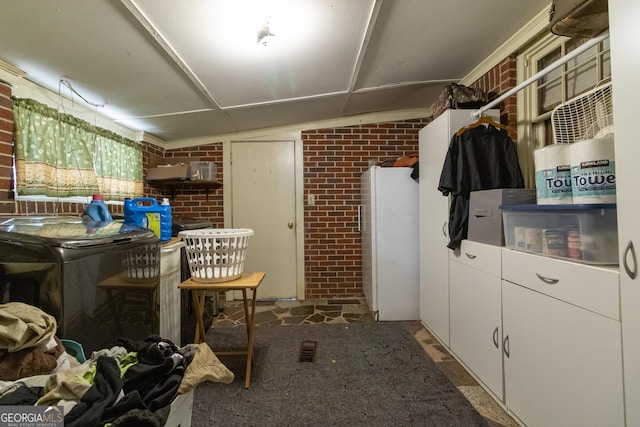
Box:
145 179 222 200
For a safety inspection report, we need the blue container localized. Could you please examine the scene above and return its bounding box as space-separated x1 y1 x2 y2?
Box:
160 198 172 241
83 194 113 222
124 197 172 241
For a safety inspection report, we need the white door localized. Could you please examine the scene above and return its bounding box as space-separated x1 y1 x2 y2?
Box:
230 140 298 299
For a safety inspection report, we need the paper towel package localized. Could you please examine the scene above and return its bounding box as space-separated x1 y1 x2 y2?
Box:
570 137 616 204
534 144 573 204
467 189 536 246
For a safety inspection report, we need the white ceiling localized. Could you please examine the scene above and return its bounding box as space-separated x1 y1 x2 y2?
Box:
0 0 550 144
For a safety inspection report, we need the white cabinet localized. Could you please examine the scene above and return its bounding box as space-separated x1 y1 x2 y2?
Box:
445 245 624 426
418 110 497 345
419 90 630 423
449 241 503 401
502 250 624 427
609 3 640 426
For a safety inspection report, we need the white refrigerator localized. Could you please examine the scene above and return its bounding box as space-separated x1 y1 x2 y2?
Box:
361 166 420 321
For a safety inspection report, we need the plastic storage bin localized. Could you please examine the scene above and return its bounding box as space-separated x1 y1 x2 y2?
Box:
501 204 618 265
468 189 536 246
190 161 217 181
179 228 254 283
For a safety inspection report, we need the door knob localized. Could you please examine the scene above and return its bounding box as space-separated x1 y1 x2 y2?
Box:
288 222 294 229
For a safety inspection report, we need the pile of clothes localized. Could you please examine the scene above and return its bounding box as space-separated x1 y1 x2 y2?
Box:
0 302 234 426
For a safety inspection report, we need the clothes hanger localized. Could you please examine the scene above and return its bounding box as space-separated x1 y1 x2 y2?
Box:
456 114 510 136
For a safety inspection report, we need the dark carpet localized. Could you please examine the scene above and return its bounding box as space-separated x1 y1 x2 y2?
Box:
192 322 490 427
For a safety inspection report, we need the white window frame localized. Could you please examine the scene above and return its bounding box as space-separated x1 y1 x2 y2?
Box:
516 33 611 188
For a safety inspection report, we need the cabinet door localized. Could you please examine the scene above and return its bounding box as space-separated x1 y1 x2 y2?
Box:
609 2 640 425
418 110 487 345
418 114 452 345
450 260 503 400
502 280 624 427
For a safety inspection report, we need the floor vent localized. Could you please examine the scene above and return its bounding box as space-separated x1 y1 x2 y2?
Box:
299 340 317 362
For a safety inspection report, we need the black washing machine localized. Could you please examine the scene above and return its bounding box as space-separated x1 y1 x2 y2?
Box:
0 216 159 353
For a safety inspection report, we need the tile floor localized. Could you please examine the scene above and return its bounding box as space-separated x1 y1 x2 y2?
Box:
209 297 519 427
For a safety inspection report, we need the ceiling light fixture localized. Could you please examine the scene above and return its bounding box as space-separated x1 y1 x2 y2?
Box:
214 0 310 56
256 21 276 46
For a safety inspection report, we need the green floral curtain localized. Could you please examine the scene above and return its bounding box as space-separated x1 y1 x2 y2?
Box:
12 97 143 200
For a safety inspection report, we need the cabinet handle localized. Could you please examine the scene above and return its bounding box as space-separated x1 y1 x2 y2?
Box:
623 241 637 279
465 252 477 260
503 335 510 358
493 326 499 349
442 221 448 237
535 272 559 284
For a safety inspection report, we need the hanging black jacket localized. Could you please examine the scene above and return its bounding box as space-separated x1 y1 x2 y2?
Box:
438 125 524 249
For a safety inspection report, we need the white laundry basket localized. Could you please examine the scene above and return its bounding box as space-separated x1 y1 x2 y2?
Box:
179 228 254 283
122 242 161 283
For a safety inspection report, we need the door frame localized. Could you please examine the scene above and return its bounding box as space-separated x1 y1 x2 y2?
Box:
222 133 305 300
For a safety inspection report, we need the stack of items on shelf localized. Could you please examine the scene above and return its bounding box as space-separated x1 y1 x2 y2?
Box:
145 162 217 182
501 83 618 264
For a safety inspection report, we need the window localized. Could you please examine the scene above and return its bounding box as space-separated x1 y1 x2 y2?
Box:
12 97 144 201
517 33 610 187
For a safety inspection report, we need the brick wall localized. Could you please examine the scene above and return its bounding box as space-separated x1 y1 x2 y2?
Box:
149 144 225 227
301 60 518 299
0 81 14 214
302 119 428 299
471 56 518 140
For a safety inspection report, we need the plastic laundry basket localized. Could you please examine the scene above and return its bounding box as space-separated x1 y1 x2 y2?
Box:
122 242 161 283
179 228 254 283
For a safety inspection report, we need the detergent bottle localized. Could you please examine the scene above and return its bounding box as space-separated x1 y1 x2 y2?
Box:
160 198 173 241
124 197 172 241
83 194 113 222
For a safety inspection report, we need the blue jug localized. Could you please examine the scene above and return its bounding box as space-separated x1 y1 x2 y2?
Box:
83 194 113 222
124 197 172 241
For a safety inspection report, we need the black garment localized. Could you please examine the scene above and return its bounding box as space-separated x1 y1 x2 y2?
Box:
64 356 123 427
66 337 185 426
411 162 419 181
110 405 170 427
438 125 524 249
0 383 43 406
121 336 185 412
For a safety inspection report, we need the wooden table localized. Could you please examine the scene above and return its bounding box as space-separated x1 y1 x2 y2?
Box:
98 273 159 337
178 272 266 388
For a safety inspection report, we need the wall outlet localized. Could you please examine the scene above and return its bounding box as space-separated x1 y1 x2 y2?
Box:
307 194 316 206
